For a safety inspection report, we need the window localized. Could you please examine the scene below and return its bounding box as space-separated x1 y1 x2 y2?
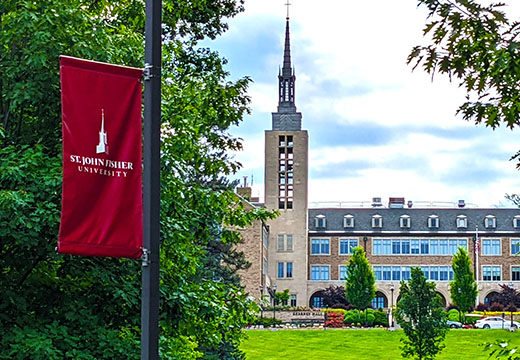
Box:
278 262 284 278
286 262 293 278
392 239 401 254
429 266 438 280
449 239 458 255
485 215 496 228
262 226 269 248
514 216 520 228
439 240 448 254
402 240 410 254
290 294 297 307
312 296 324 308
372 215 382 228
262 258 267 275
311 238 330 255
430 239 438 255
277 235 284 251
411 240 420 254
373 266 382 281
392 266 401 281
457 215 467 228
400 215 411 228
428 215 439 228
373 239 382 255
372 296 385 309
344 215 354 228
459 239 468 251
382 266 391 281
278 262 293 278
339 238 358 255
439 266 449 281
311 266 330 280
383 239 391 255
286 235 293 251
512 266 520 281
420 240 429 254
483 266 501 281
422 266 429 280
339 265 348 280
512 239 520 255
482 239 501 255
315 215 326 228
402 266 411 281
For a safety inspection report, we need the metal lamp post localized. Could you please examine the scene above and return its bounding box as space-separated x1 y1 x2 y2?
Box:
510 283 514 328
390 284 395 327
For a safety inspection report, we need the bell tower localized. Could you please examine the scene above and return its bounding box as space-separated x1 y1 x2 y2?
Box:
264 13 308 306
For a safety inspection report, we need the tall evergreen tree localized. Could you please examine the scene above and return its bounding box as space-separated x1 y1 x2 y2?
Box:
345 247 376 312
396 267 448 360
450 248 478 322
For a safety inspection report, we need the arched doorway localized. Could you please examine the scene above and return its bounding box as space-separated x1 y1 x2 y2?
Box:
485 291 500 305
371 291 388 309
309 290 325 308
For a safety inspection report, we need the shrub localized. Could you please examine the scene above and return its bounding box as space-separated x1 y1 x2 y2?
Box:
476 303 488 311
490 302 505 311
447 309 460 322
344 309 361 325
373 310 389 327
250 317 282 327
324 311 344 328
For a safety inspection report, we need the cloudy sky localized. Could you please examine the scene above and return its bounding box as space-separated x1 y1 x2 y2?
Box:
203 0 520 208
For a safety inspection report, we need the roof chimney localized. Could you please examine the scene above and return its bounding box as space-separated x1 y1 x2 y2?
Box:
407 200 413 208
458 199 465 208
372 197 383 207
389 197 405 209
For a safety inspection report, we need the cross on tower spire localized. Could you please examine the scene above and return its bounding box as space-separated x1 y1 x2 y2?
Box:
285 0 291 19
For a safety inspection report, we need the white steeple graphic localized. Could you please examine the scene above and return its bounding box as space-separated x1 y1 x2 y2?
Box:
96 109 108 154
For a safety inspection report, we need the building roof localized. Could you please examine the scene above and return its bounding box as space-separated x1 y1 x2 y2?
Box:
308 207 520 235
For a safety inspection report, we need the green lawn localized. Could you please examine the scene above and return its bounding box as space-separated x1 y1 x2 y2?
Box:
241 329 520 359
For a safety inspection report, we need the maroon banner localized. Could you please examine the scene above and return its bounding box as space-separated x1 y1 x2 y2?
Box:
58 56 143 259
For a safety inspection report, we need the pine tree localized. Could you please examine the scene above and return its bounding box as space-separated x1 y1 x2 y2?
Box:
396 267 448 360
345 247 376 314
450 248 478 322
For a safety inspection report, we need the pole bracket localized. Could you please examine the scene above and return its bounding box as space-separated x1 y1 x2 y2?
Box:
143 63 155 81
142 248 150 267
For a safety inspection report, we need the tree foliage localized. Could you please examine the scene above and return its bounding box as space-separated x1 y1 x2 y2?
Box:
345 247 376 310
410 0 520 164
0 0 275 359
450 248 478 318
396 267 448 360
321 285 349 308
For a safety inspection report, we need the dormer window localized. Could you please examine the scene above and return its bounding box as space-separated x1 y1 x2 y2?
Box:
485 215 496 229
343 215 354 228
372 215 382 228
513 216 520 228
457 215 467 228
428 215 439 228
400 215 411 228
315 214 326 228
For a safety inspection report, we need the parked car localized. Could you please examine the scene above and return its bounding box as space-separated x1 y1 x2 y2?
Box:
446 320 462 328
475 317 520 330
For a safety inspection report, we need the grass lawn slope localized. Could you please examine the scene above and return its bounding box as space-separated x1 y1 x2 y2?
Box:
242 329 520 359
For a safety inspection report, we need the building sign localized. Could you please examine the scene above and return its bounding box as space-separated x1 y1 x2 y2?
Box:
58 56 143 259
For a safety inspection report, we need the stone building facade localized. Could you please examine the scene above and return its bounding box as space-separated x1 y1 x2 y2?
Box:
237 15 520 309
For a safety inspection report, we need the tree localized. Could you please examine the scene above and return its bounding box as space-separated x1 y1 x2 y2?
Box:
409 0 520 166
322 285 349 308
274 289 290 306
345 247 376 313
450 248 478 322
490 284 520 307
396 267 448 360
1 1 276 359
